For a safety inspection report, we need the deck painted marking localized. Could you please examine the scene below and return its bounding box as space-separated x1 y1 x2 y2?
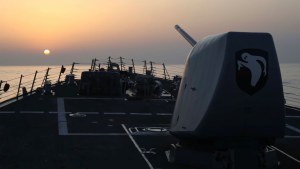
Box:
20 111 44 114
121 124 154 169
131 132 170 136
128 127 170 136
0 111 15 114
286 116 300 118
156 113 172 116
286 124 300 134
128 127 139 134
77 112 99 115
57 98 68 135
103 112 126 115
130 113 152 116
64 97 124 100
67 133 127 136
269 146 300 164
49 112 71 114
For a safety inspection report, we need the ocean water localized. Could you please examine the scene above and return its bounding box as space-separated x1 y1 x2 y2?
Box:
0 63 299 108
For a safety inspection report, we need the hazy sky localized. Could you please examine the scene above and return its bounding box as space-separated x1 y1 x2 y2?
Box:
0 0 299 65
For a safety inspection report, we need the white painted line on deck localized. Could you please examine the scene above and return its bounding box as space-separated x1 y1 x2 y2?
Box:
131 132 170 136
286 124 300 134
130 113 152 116
63 97 124 100
20 111 44 114
49 112 71 114
58 122 68 135
57 98 68 135
122 124 154 169
269 145 300 164
148 98 173 101
0 111 15 114
128 127 139 134
103 112 126 115
156 113 172 116
77 112 99 115
67 133 127 136
286 116 300 118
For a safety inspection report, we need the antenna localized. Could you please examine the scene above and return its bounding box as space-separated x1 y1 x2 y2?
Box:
174 24 197 46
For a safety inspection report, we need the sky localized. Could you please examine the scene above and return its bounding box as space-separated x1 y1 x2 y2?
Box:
0 0 299 65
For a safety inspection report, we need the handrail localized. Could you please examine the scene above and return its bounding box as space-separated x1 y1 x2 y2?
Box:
1 59 299 110
0 65 67 103
283 84 300 108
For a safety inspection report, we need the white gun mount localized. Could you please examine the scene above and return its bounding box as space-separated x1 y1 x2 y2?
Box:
167 25 285 169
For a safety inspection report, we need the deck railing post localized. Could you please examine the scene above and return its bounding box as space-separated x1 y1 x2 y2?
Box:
93 58 98 71
30 70 38 93
70 63 75 74
143 60 147 74
41 68 50 87
57 65 64 83
108 56 112 70
90 59 95 71
16 74 23 100
162 63 170 80
131 59 136 73
70 62 79 75
150 61 154 75
120 57 124 71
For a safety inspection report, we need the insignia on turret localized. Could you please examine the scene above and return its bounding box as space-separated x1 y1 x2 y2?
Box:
236 49 268 95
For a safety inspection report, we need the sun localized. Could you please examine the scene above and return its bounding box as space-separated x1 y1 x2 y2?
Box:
44 49 51 55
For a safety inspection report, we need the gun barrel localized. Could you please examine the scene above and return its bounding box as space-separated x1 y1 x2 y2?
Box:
175 25 197 47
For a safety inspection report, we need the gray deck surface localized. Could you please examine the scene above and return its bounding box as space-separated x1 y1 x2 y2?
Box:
0 96 300 169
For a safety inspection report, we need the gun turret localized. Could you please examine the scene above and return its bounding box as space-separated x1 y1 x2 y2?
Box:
168 25 285 169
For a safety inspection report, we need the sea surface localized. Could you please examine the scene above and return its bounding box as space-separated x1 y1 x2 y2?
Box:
0 63 299 108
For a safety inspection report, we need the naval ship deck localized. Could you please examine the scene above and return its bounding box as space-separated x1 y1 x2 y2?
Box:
0 95 300 169
0 95 179 169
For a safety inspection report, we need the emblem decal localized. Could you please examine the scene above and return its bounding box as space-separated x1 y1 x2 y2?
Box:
236 49 268 95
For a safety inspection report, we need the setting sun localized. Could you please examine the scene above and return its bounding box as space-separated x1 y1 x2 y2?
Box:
43 49 50 55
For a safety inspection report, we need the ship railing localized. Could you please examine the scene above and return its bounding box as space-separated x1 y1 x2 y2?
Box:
113 57 184 79
81 57 185 80
0 65 66 106
2 57 298 109
0 57 185 105
283 83 300 109
110 57 300 109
